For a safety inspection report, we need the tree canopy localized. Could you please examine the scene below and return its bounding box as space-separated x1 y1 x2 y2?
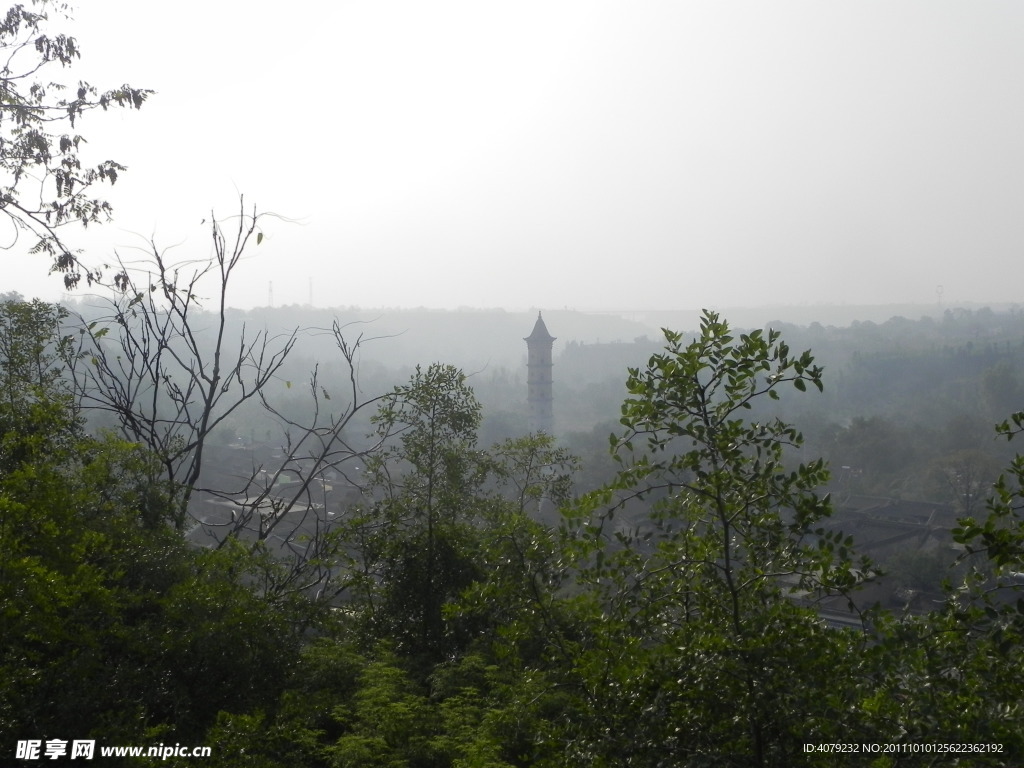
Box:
0 0 150 286
2 297 1024 766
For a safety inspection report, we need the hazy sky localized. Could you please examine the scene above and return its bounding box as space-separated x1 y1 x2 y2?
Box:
6 1 1023 311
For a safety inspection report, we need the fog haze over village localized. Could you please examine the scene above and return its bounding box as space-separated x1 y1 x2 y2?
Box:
4 2 1024 764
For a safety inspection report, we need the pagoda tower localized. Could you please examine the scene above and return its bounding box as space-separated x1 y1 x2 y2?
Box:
525 312 555 435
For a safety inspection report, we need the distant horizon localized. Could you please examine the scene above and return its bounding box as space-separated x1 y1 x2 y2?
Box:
45 291 1019 318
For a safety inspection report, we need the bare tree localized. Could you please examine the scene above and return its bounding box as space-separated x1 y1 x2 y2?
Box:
211 321 393 602
67 200 390 602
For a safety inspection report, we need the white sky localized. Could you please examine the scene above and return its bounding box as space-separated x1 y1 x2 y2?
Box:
5 1 1023 311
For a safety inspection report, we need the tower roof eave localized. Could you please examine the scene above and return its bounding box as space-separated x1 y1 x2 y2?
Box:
525 311 556 343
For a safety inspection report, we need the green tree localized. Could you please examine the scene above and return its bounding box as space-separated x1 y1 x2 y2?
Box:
354 366 582 663
545 312 875 766
0 297 71 402
848 408 1024 765
0 301 303 754
487 432 579 518
357 363 487 661
0 1 150 285
328 652 438 768
922 408 1024 756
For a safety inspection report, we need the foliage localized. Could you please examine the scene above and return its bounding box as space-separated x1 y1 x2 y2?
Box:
954 409 1024 599
9 291 1024 767
0 300 301 753
0 297 71 398
0 1 151 285
932 408 1024 752
540 311 878 766
354 363 487 661
487 432 579 516
350 364 583 667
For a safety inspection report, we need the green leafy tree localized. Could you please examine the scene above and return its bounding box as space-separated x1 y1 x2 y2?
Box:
915 408 1024 756
0 297 71 400
545 312 875 766
487 432 579 518
0 1 151 285
357 363 487 661
328 652 438 768
353 366 582 662
846 409 1024 762
959 410 1024 576
0 301 303 754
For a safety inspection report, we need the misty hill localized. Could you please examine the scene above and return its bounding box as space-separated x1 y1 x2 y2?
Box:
231 305 660 373
59 294 1022 381
626 301 1022 332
